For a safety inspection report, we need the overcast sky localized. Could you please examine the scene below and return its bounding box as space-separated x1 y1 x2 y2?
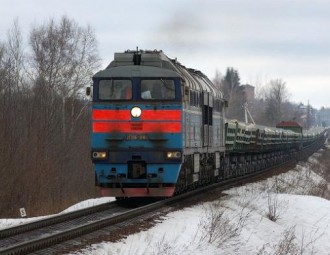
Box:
1 0 329 108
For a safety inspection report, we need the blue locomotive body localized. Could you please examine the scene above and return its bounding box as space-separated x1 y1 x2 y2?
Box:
89 50 226 197
90 59 186 197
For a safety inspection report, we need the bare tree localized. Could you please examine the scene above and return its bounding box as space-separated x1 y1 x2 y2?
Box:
263 79 290 125
0 17 100 217
212 69 223 91
0 19 31 216
29 16 100 142
26 16 100 213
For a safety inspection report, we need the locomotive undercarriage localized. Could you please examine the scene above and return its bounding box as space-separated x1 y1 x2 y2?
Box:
175 135 326 195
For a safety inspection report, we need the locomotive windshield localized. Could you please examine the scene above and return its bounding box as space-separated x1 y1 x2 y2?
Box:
96 78 176 101
99 79 132 100
141 79 175 100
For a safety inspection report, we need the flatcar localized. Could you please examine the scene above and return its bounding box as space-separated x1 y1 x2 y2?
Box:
88 49 327 198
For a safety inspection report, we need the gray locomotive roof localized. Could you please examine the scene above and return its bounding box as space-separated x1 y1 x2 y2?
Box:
96 50 224 99
93 65 181 79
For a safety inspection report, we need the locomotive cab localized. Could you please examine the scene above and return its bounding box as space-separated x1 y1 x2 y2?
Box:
91 61 184 197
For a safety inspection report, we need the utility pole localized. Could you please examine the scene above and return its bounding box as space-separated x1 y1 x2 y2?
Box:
244 103 255 124
306 101 310 130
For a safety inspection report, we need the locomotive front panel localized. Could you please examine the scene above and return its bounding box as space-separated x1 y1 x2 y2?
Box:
91 66 183 197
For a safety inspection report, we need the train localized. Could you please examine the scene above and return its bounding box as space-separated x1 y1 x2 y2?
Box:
87 49 327 198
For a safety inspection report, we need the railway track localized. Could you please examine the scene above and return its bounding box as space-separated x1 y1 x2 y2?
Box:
0 164 296 255
0 201 130 255
0 141 326 255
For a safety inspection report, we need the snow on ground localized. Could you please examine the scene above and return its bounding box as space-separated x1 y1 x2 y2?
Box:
1 150 330 255
60 197 115 214
70 152 330 255
0 197 114 230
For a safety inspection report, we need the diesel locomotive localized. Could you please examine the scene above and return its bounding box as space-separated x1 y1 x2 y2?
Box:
88 49 327 198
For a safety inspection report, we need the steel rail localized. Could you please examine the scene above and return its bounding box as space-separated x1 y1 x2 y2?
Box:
0 201 116 240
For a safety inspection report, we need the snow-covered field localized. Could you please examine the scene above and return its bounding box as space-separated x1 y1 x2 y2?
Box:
1 149 330 255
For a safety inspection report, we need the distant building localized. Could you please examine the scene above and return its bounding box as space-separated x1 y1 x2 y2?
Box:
240 84 255 105
276 121 303 133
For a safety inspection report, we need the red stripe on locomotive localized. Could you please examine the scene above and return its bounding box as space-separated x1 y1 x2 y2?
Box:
93 109 181 121
93 109 131 121
142 110 181 121
93 122 181 133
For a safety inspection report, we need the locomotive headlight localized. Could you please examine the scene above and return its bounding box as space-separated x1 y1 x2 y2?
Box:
166 151 182 159
92 151 107 159
131 107 142 118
